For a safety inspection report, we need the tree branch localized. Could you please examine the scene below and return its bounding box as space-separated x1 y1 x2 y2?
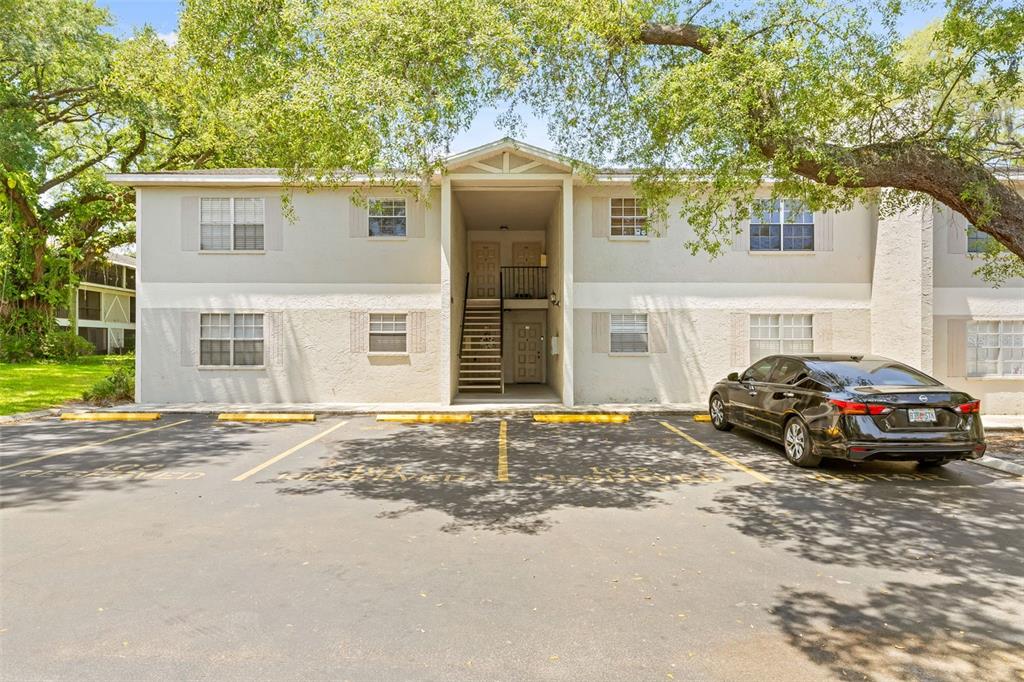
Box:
638 23 711 53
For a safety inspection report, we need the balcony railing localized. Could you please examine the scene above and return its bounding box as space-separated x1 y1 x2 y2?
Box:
501 266 547 300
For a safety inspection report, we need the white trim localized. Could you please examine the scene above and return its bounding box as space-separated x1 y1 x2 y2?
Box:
197 250 267 255
934 287 1024 317
141 283 442 309
574 282 871 310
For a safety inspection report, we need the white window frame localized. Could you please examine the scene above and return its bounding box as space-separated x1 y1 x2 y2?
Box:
749 314 814 361
199 197 266 252
368 312 408 354
749 199 815 252
609 197 649 239
966 225 994 254
199 312 265 368
609 313 649 354
967 320 1024 378
367 198 408 239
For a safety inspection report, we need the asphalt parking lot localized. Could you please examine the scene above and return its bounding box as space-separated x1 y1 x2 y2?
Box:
1 414 1022 681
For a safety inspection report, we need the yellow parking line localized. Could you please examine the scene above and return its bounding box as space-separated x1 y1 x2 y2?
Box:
659 421 772 484
232 420 349 481
497 420 509 482
61 412 162 421
218 413 316 423
534 414 629 424
0 419 191 472
376 414 473 424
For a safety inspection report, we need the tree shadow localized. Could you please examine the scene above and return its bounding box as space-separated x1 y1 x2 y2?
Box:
0 417 269 510
266 419 734 534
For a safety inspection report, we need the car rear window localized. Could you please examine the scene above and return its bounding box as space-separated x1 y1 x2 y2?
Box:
808 360 940 388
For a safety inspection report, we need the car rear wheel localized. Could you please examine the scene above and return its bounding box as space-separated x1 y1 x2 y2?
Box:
917 458 951 468
709 394 732 431
783 417 821 468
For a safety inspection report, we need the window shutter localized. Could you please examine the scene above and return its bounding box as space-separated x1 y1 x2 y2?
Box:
591 197 609 238
180 197 199 251
591 312 610 353
648 312 668 353
947 210 968 254
264 196 284 251
349 311 369 352
406 199 425 238
730 312 748 367
947 319 967 377
179 310 198 367
266 311 284 366
408 311 427 352
731 215 750 252
813 312 833 352
813 211 834 251
349 197 368 238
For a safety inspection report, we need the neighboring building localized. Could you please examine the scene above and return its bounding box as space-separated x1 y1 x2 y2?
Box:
108 138 1024 413
56 253 137 354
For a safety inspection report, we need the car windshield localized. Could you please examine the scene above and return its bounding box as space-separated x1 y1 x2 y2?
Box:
808 360 940 388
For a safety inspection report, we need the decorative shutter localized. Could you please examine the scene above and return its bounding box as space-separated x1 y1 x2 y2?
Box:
349 311 368 352
730 312 748 367
264 195 284 251
947 319 967 377
591 197 609 238
813 312 833 352
408 311 427 352
813 211 834 251
349 196 368 238
731 214 750 252
648 312 668 353
179 310 198 367
591 312 610 353
266 311 284 366
180 197 199 251
947 211 968 254
406 199 425 238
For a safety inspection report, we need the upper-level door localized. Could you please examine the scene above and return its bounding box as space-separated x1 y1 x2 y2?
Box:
472 241 500 298
512 241 542 266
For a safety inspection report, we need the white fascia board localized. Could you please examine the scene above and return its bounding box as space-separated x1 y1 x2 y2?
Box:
573 282 872 310
105 173 428 187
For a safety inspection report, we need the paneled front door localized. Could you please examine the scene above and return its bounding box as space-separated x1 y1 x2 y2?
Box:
471 241 500 298
511 241 542 266
513 321 544 383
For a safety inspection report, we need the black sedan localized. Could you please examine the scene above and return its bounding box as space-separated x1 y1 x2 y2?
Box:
708 354 987 468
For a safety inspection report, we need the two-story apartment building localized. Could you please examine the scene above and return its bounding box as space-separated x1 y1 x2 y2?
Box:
109 138 1023 414
56 252 137 354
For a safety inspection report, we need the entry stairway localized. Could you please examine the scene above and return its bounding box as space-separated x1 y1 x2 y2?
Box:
458 298 503 393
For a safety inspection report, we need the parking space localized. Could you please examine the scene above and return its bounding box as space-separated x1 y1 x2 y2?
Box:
2 413 1022 680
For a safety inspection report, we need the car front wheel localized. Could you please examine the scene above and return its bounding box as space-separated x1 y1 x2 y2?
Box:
709 394 732 431
783 417 821 468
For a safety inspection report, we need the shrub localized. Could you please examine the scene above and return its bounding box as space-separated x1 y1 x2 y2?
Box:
0 332 38 362
42 329 95 361
83 364 135 403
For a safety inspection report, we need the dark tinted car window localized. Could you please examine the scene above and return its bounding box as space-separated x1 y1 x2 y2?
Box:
808 360 940 387
742 357 777 382
769 358 806 385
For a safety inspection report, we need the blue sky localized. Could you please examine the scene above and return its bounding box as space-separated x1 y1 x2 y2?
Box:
98 0 946 152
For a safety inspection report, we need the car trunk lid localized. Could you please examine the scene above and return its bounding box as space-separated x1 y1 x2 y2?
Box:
848 386 972 431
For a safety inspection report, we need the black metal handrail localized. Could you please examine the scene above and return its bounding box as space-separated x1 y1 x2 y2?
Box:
501 266 547 300
458 272 470 358
499 269 505 393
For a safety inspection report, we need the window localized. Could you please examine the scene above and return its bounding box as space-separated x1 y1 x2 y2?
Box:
126 267 136 290
129 296 136 324
967 226 993 254
78 327 107 354
610 198 648 237
368 199 407 237
769 357 808 385
369 313 407 352
750 314 813 360
809 359 939 388
78 290 101 320
750 199 814 251
610 313 649 353
200 198 265 251
742 357 777 383
200 313 264 366
967 320 1024 377
124 329 136 353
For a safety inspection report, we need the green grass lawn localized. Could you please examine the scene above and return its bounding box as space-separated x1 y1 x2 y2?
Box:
0 355 134 415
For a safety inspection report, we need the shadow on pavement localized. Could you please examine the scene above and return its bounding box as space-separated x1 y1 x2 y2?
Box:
268 419 733 534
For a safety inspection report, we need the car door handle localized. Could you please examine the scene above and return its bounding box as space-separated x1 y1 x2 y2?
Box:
747 391 758 397
781 391 794 398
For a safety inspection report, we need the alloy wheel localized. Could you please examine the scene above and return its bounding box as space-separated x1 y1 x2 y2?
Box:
710 397 725 426
785 421 806 461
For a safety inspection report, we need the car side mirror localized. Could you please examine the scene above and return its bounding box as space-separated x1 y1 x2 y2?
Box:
727 372 740 382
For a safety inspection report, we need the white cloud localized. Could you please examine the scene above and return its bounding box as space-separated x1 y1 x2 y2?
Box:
157 31 178 47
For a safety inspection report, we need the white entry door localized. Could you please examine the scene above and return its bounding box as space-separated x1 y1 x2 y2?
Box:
471 241 500 298
513 321 544 383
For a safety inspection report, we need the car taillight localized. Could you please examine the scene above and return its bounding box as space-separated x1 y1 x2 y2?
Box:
829 399 892 416
955 400 981 414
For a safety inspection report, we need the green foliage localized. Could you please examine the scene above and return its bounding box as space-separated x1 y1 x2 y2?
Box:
42 329 96 361
0 355 131 414
0 330 39 363
82 361 135 404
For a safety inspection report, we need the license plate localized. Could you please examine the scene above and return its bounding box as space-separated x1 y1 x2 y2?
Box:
908 408 937 423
